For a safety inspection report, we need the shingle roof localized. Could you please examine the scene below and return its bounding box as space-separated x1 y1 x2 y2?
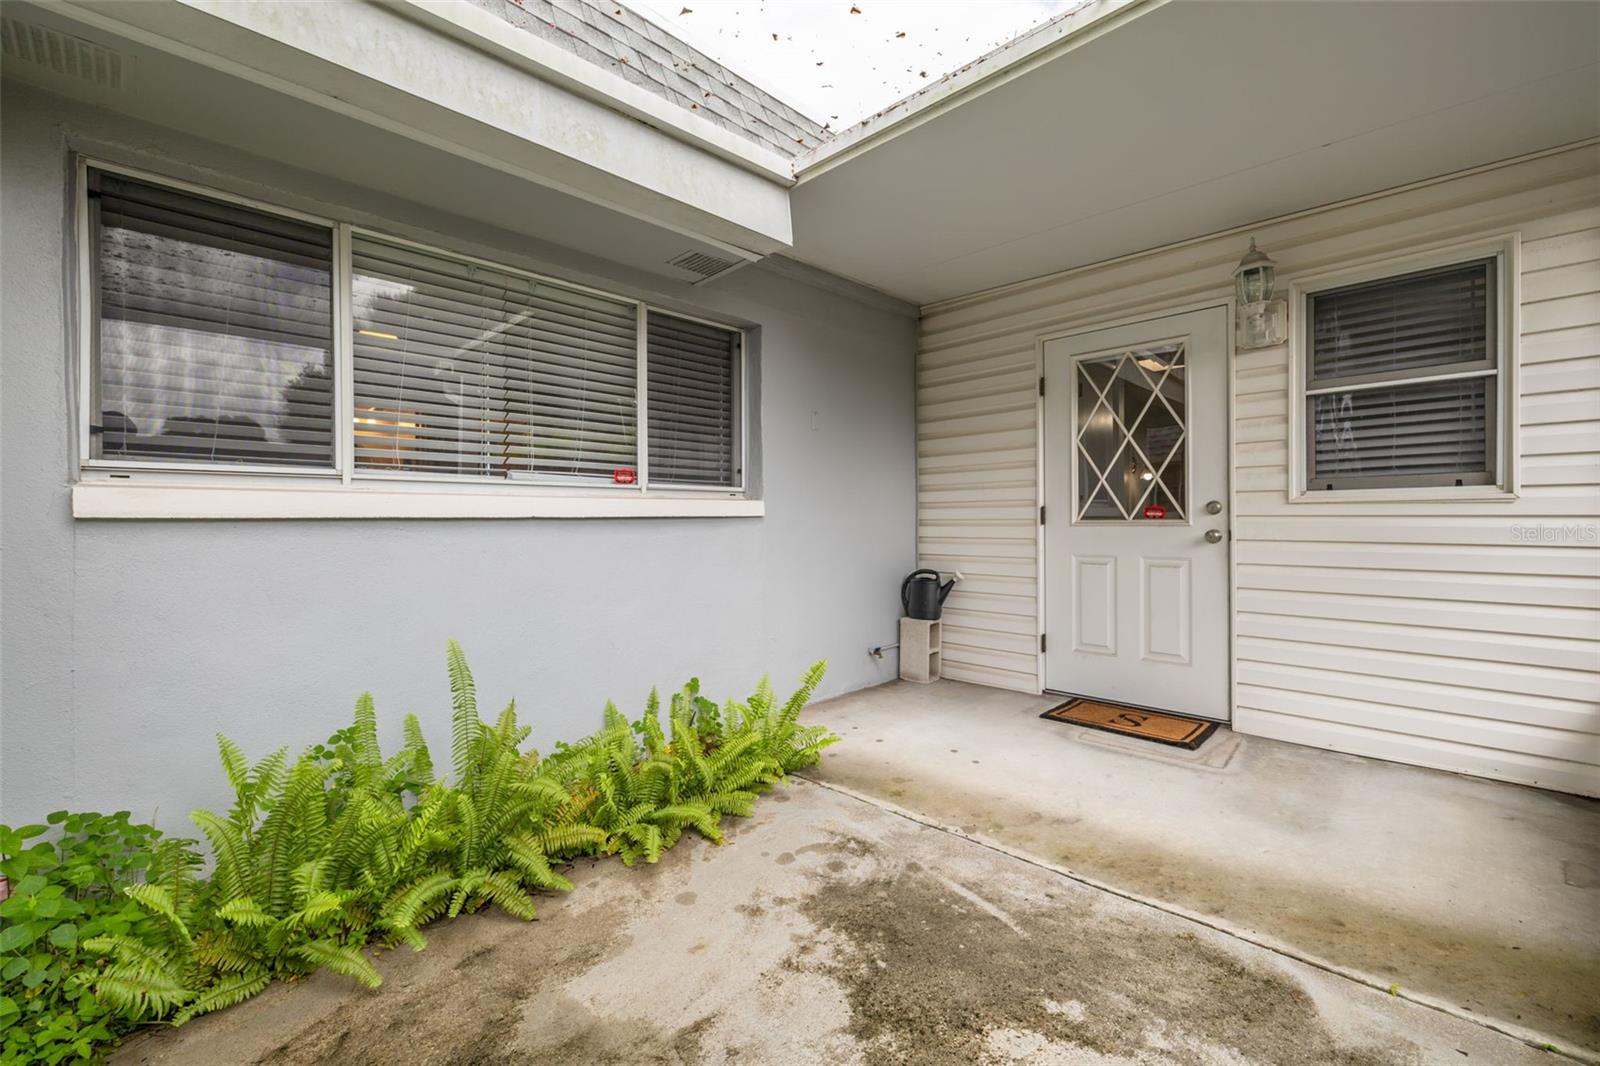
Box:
465 0 833 159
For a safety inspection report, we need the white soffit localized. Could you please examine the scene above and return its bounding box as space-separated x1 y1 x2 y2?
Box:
1 4 763 287
45 0 794 255
788 0 1600 305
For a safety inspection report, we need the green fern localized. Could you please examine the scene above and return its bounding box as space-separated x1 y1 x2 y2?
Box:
171 970 271 1026
446 639 481 784
73 644 839 1049
291 940 381 989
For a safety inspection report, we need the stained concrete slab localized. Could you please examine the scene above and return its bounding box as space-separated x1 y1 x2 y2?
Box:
804 679 1600 1055
113 780 1564 1065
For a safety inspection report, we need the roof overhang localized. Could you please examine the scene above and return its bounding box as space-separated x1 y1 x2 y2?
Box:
788 0 1600 305
20 0 797 260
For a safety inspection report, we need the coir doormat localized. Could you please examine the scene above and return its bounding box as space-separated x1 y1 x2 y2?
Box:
1040 698 1218 750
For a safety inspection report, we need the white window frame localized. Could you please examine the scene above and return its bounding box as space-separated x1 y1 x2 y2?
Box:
1285 233 1520 504
71 158 757 520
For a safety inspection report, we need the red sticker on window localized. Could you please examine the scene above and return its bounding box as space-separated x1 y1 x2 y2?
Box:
1142 504 1167 520
613 468 637 485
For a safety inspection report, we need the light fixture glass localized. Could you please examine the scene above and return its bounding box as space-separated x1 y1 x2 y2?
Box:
1234 240 1275 303
1232 239 1288 350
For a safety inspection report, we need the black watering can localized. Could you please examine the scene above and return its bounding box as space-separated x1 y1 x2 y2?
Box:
901 568 956 621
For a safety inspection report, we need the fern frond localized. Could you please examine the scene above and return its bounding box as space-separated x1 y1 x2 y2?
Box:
172 970 271 1026
125 883 193 943
403 713 435 786
778 725 840 771
217 735 251 800
254 753 333 914
509 775 568 812
476 869 538 921
748 676 776 721
707 730 763 777
536 822 608 858
446 639 480 784
447 869 488 918
189 808 250 903
504 833 574 893
650 802 722 844
380 872 456 939
671 708 713 795
723 699 749 736
191 936 260 974
82 933 181 973
776 660 828 732
292 940 382 989
288 889 347 930
352 692 381 772
243 747 289 827
217 897 273 928
616 822 664 865
704 789 758 817
94 965 193 1019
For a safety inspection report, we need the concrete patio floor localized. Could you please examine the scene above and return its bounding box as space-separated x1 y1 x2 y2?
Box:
803 679 1600 1056
112 779 1566 1066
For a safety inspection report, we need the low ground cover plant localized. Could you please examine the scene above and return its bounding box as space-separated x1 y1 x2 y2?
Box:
0 645 834 1064
0 814 187 1065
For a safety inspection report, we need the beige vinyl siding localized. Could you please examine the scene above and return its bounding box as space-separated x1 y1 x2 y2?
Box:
917 142 1600 794
918 319 1041 690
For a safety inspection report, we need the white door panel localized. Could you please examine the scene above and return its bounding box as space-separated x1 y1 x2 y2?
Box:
1072 555 1117 655
1043 307 1230 720
1140 557 1192 664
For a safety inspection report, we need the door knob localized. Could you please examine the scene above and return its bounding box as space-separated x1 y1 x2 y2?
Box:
1205 500 1223 515
1205 529 1224 544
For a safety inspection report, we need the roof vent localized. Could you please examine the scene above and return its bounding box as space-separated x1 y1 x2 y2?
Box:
667 250 741 281
2 17 125 89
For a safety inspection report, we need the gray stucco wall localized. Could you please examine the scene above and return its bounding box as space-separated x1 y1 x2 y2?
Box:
0 86 916 832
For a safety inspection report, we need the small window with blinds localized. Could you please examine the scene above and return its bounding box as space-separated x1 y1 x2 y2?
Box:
1304 257 1499 491
88 169 336 468
350 235 639 480
647 313 741 487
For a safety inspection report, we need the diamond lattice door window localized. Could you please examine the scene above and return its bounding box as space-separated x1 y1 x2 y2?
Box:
1073 344 1188 521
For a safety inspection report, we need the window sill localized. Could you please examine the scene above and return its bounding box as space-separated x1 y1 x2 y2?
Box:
72 480 764 520
1289 485 1517 504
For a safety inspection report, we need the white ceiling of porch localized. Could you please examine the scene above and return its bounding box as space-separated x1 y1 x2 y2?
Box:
787 0 1600 306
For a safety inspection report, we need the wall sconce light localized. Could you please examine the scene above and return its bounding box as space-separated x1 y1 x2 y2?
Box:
1233 239 1287 350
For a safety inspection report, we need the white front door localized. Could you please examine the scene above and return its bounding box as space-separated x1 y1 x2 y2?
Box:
1042 307 1230 720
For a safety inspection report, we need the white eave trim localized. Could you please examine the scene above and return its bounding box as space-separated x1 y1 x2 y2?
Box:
73 481 765 520
793 0 1164 182
395 0 797 185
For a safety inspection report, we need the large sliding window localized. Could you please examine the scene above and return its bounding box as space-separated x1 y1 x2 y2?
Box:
82 165 746 494
351 235 639 481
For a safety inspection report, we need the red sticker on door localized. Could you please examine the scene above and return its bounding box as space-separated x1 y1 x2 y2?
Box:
1142 504 1167 520
613 468 637 485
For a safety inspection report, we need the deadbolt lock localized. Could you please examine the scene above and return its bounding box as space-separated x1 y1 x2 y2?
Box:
1205 500 1223 515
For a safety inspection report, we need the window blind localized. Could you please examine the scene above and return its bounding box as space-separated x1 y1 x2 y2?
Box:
1309 259 1493 386
647 313 739 486
92 170 335 467
1309 378 1490 485
1305 258 1496 489
351 235 638 479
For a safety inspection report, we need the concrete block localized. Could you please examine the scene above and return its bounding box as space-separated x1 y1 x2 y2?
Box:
899 617 942 684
